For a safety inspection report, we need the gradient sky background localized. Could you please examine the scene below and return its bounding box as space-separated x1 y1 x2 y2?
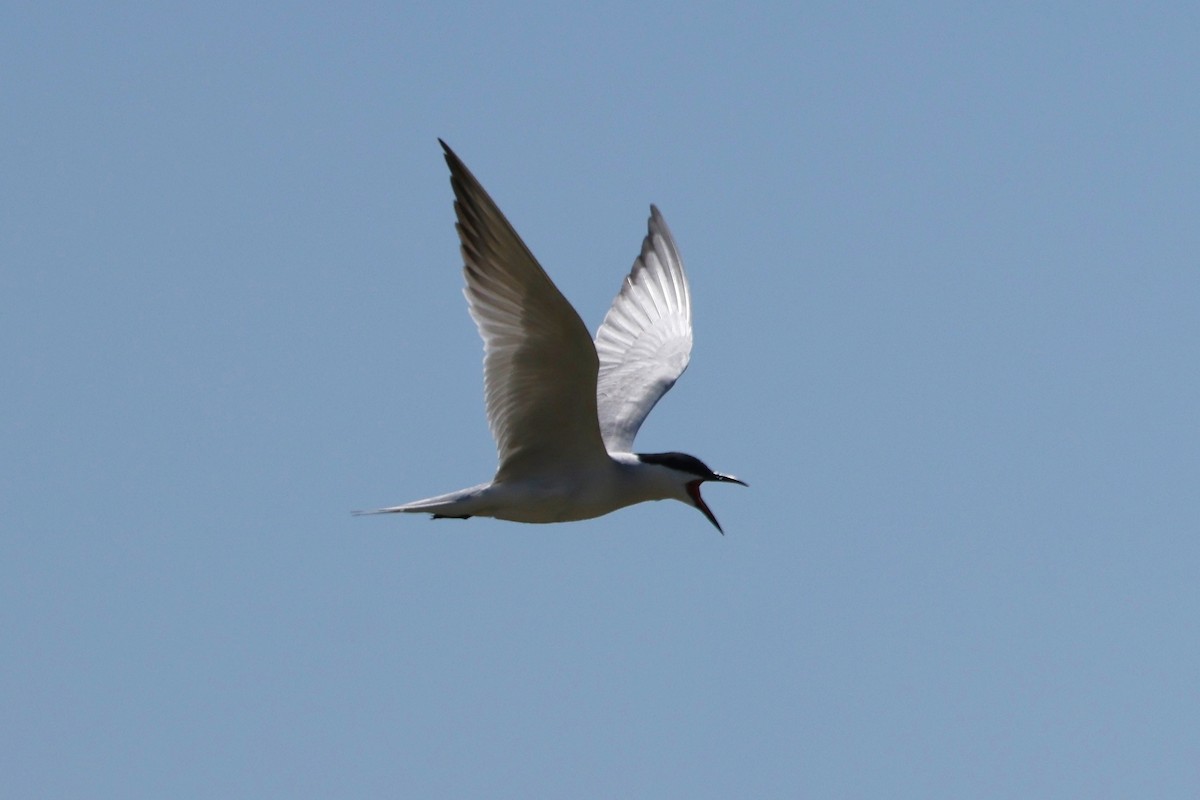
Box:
4 3 1198 797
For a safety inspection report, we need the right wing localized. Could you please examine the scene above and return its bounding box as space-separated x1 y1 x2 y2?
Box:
594 206 694 453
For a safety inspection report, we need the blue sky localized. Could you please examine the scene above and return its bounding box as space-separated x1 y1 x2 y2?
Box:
3 3 1198 797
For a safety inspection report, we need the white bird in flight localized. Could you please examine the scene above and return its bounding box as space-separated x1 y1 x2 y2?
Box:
358 141 745 532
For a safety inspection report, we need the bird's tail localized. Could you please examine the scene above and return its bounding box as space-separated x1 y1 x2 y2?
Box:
352 484 491 519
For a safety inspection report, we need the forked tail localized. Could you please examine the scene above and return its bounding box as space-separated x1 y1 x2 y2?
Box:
352 484 490 519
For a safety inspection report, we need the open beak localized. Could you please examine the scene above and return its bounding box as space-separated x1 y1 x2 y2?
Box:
687 474 748 535
712 472 747 487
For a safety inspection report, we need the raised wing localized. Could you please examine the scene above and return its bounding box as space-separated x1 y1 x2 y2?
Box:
441 140 609 481
594 206 693 453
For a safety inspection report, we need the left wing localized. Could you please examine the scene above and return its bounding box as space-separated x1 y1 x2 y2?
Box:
441 140 609 481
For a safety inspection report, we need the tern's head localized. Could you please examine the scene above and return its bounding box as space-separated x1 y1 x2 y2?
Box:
636 451 747 534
